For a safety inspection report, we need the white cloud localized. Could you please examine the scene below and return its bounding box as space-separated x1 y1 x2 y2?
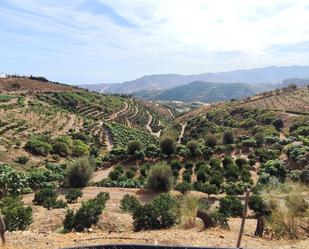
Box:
1 0 309 83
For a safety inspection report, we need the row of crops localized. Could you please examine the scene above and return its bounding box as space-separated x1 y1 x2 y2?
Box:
36 92 125 120
115 99 165 133
240 88 309 114
104 121 157 148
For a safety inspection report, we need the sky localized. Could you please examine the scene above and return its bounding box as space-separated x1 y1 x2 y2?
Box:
0 0 309 84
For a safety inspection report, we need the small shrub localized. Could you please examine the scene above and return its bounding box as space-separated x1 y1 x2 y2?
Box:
170 159 182 171
120 194 141 213
15 156 29 165
147 162 173 192
160 137 176 156
25 137 52 156
205 135 217 148
33 187 57 207
65 189 83 204
125 169 136 179
66 157 94 188
0 196 33 231
222 130 234 144
63 192 109 232
127 140 142 156
219 195 243 217
132 193 180 231
175 182 192 195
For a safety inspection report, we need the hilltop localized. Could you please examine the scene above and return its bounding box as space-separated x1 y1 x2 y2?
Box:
0 77 78 93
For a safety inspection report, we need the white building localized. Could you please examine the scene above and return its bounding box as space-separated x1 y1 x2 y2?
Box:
0 73 6 78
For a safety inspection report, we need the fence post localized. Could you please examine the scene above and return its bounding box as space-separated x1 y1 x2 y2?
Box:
236 189 250 248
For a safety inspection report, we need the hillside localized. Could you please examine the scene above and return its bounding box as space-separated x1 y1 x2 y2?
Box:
80 66 309 94
153 81 267 102
0 77 78 93
237 86 309 114
0 79 308 249
0 78 172 166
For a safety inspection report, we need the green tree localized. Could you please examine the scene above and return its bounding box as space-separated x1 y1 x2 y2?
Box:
147 162 173 192
222 130 234 144
127 140 142 156
66 157 94 188
160 137 176 156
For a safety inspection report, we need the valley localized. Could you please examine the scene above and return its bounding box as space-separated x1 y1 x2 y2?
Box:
0 76 308 249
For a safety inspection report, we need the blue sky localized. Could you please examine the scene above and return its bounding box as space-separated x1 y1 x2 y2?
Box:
0 0 309 84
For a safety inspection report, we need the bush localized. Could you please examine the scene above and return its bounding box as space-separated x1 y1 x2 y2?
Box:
63 192 109 232
186 140 200 156
140 163 151 177
32 187 67 209
33 187 57 206
205 135 217 148
182 170 192 183
259 160 286 182
160 137 176 156
0 164 29 197
0 197 33 231
132 193 180 231
120 194 141 214
272 118 284 131
72 140 90 157
125 169 136 179
196 167 207 182
170 159 182 171
25 137 52 156
248 195 271 216
300 169 309 184
15 156 29 165
175 182 192 195
66 157 94 188
65 189 83 203
209 170 224 188
127 140 142 156
209 210 229 229
222 130 234 144
147 162 173 192
202 183 219 196
254 132 265 147
219 195 243 217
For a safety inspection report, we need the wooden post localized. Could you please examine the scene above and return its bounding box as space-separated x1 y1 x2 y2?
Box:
236 189 250 248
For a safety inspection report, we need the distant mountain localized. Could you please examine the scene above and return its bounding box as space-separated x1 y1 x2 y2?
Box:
79 65 309 94
79 83 118 93
153 81 268 103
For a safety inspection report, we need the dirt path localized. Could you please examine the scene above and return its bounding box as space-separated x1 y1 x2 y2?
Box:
108 102 128 121
177 122 187 144
91 167 114 183
146 111 161 138
104 127 114 151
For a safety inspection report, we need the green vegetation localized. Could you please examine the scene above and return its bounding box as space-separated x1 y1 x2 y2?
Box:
0 196 33 231
65 189 83 204
132 193 180 231
63 192 109 232
147 162 173 192
65 157 94 188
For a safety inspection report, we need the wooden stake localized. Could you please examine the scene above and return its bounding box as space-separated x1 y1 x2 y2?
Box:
236 189 250 248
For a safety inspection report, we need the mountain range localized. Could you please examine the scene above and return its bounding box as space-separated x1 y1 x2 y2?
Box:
79 65 309 102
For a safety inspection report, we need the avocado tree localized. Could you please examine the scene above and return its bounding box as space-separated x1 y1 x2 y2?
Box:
248 195 271 237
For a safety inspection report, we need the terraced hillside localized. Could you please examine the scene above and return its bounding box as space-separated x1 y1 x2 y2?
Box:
0 77 170 166
0 78 308 249
237 86 309 114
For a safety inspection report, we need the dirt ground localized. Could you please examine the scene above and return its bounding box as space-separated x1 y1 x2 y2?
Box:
1 187 307 249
